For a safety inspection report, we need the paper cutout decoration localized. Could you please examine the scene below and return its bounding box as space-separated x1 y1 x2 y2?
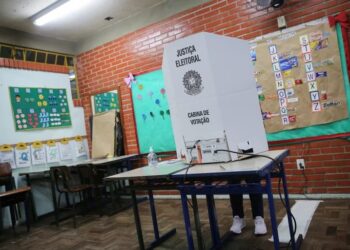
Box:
160 110 165 119
166 109 170 115
155 99 161 107
58 138 73 161
46 140 60 163
15 143 31 168
138 84 144 90
74 136 87 158
137 94 143 100
0 145 15 169
31 141 46 165
160 88 166 97
142 113 147 122
124 73 136 88
148 91 154 98
150 111 155 119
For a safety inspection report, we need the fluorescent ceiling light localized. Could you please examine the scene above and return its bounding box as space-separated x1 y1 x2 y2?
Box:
33 0 90 26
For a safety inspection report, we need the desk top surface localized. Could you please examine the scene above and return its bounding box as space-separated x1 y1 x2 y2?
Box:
17 154 138 176
106 149 289 181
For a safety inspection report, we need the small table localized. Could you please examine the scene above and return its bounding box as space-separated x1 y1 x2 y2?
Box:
106 150 302 250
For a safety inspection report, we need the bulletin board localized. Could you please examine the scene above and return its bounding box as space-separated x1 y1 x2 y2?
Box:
132 69 176 154
92 91 119 114
9 86 72 131
252 19 350 141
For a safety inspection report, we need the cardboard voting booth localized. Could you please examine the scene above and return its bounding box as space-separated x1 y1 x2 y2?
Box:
162 32 268 162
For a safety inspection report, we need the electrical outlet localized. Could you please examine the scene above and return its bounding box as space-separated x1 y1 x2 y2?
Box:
296 159 305 170
277 16 287 29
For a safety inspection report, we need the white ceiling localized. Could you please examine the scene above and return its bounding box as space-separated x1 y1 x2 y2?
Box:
0 0 166 42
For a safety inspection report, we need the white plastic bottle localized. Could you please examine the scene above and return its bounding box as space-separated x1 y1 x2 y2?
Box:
147 146 158 167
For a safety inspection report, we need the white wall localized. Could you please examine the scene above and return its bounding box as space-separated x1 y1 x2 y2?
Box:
0 68 87 227
0 68 86 145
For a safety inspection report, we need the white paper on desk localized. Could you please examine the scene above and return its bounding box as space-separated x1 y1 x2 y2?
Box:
58 142 73 161
15 147 31 168
46 144 60 163
31 145 47 165
0 150 16 169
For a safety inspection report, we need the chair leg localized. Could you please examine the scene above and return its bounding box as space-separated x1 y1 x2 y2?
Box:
56 193 62 227
72 194 77 228
24 193 31 232
9 205 17 234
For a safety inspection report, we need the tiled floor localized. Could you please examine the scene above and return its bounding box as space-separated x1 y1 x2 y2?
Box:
0 198 349 250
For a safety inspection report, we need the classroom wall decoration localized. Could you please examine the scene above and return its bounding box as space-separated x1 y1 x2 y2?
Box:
58 138 73 161
9 86 72 131
0 145 15 168
30 141 46 165
253 21 348 134
46 140 60 163
92 91 119 114
132 69 176 154
14 143 31 168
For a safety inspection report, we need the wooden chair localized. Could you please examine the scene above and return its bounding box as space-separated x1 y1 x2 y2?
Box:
50 166 92 228
0 162 31 232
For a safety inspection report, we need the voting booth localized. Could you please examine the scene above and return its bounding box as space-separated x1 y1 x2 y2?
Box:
162 32 268 162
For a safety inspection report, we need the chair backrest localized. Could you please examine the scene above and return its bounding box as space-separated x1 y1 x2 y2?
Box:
50 166 73 193
77 164 104 187
0 162 14 191
0 162 12 177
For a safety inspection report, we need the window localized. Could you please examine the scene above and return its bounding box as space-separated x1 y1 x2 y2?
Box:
46 53 56 64
0 46 12 58
14 49 24 60
56 55 65 65
36 52 46 63
26 50 36 61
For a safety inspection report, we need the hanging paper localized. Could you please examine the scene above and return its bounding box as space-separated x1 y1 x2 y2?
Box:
58 138 73 161
0 145 15 169
46 140 60 163
15 143 31 168
74 136 87 158
31 141 46 165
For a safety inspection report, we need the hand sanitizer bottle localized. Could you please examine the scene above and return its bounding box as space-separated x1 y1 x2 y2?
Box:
147 146 158 167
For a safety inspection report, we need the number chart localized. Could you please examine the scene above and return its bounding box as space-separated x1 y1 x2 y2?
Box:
9 87 72 131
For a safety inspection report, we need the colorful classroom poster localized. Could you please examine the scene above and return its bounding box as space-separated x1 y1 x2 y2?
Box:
30 141 46 165
253 22 348 133
92 91 119 114
9 86 72 131
132 69 176 154
46 140 60 163
15 143 31 168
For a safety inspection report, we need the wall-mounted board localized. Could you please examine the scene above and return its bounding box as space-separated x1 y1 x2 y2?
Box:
91 90 119 115
132 69 176 154
9 86 71 131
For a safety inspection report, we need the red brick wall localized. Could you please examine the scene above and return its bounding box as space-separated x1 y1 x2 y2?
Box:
77 0 350 194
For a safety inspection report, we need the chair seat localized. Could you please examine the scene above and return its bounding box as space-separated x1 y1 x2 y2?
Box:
0 187 31 207
60 184 92 193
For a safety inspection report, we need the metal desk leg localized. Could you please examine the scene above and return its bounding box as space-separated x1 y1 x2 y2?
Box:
148 189 160 240
180 192 195 250
24 174 38 221
147 189 177 249
192 194 205 250
130 181 145 250
280 162 302 250
266 174 280 250
49 172 59 227
206 194 221 248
